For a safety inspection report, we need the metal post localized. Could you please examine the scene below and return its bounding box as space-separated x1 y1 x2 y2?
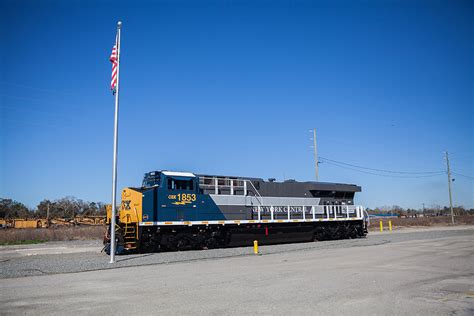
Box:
253 240 259 254
214 177 218 195
257 206 261 221
230 179 234 195
302 206 306 220
270 206 274 221
287 206 291 220
312 206 315 220
109 21 122 264
445 152 455 225
312 128 319 181
244 180 247 196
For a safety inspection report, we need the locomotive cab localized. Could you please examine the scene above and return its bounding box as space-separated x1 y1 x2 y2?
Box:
152 171 199 222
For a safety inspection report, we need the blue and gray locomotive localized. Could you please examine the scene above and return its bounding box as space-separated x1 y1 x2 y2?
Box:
105 170 367 253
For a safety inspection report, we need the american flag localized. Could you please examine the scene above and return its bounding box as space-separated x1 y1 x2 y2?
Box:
109 38 118 93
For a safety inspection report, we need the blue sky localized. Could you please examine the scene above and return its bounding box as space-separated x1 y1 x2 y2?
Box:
1 0 472 209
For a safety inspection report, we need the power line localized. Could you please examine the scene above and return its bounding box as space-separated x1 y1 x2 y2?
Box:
452 172 474 180
449 152 474 157
319 156 444 174
321 160 445 178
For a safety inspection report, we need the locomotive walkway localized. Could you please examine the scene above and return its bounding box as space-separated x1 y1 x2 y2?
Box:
1 226 473 315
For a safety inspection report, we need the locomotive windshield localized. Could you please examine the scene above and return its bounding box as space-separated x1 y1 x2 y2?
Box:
142 172 161 187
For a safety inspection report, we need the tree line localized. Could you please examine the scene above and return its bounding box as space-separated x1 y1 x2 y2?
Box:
367 205 474 217
0 197 107 219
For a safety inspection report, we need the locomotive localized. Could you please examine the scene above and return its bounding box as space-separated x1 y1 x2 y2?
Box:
105 171 367 253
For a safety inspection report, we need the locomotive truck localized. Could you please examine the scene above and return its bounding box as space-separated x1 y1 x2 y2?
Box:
105 171 368 253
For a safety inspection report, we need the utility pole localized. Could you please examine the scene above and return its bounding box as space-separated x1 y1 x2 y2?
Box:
312 128 319 181
46 202 51 228
445 151 455 224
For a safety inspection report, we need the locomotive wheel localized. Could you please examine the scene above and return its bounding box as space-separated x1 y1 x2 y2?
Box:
104 230 125 255
204 237 218 249
327 225 342 240
168 234 197 251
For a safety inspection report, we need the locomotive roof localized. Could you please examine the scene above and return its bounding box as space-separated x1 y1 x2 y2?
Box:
196 173 361 192
162 171 196 177
144 171 361 192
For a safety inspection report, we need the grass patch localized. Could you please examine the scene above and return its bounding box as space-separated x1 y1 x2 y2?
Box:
368 215 474 231
0 226 105 243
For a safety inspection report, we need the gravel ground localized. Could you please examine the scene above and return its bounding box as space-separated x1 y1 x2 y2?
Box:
0 226 472 279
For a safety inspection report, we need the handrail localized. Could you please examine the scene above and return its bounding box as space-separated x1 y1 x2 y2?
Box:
363 209 370 226
133 207 140 240
199 176 246 187
244 179 264 206
199 175 264 205
252 205 364 221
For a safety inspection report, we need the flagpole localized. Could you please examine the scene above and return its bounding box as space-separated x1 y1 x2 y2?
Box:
110 21 122 263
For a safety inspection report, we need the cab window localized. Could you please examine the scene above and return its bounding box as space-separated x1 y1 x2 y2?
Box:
167 178 194 191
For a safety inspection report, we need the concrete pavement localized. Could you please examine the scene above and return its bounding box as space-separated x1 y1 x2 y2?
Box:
1 227 473 315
